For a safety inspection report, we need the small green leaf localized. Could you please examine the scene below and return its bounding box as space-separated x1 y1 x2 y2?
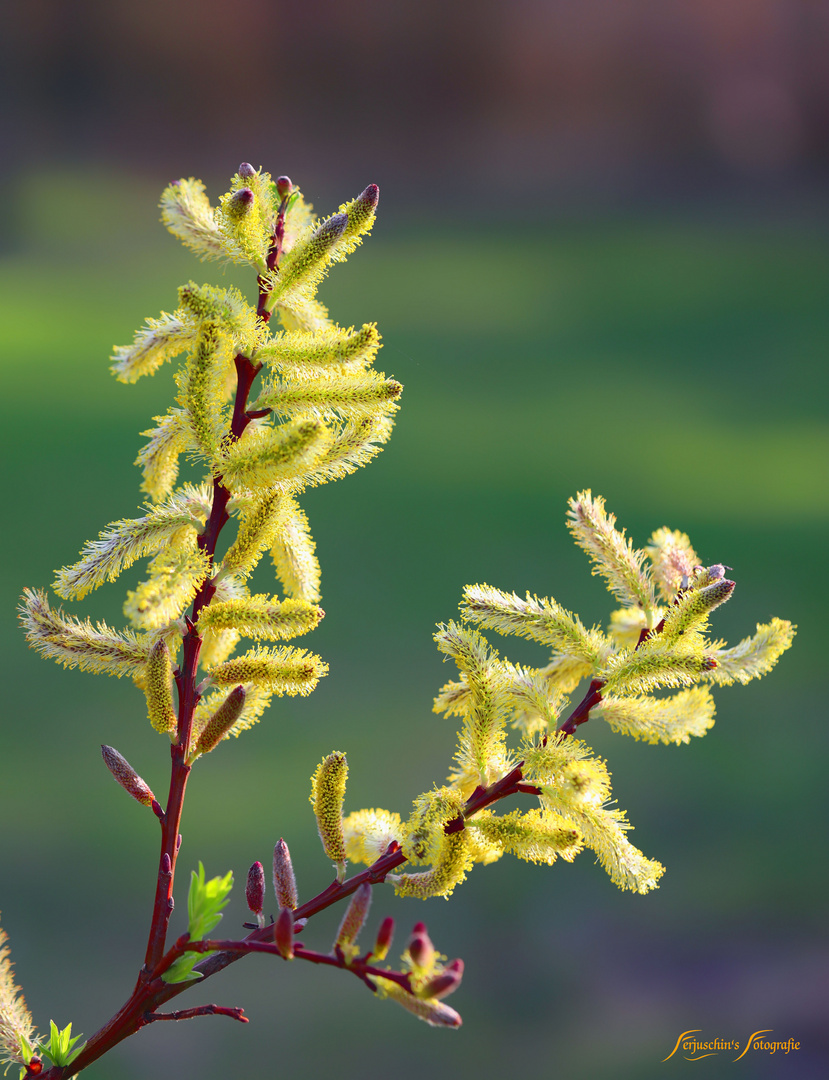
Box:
161 953 205 984
41 1020 85 1067
187 861 233 941
159 862 233 984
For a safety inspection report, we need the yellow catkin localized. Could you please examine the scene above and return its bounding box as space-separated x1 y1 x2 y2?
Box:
390 832 472 900
145 639 177 735
310 752 348 878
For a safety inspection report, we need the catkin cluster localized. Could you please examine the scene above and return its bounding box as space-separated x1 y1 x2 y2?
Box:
20 165 400 759
336 492 794 898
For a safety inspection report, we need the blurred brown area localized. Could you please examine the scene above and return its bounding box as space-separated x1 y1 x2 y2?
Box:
2 0 828 212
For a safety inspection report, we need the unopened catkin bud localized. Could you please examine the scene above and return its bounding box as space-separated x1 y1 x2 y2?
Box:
246 861 265 923
310 752 348 881
336 882 372 950
407 922 435 969
191 685 246 760
146 639 177 735
370 916 394 961
274 906 294 960
661 578 736 645
314 212 348 247
275 176 293 199
238 162 256 178
101 745 155 807
226 187 255 220
698 578 735 609
272 838 298 910
342 184 379 237
419 959 464 1000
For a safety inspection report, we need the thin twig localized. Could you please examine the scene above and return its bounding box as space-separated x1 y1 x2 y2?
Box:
144 1005 248 1024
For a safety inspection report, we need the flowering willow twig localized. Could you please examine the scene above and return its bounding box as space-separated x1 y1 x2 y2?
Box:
6 163 795 1080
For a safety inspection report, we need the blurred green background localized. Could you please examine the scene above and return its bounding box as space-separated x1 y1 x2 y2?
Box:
2 3 828 1078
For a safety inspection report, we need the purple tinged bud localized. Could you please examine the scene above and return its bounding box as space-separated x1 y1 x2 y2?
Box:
357 183 379 211
246 861 265 916
407 923 435 969
275 176 293 199
420 959 464 1000
273 838 298 910
313 212 348 246
226 187 255 221
274 906 294 960
339 184 379 236
372 915 394 961
699 578 736 611
238 162 256 178
101 745 155 807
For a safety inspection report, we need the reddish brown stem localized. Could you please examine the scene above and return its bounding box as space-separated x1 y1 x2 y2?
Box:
257 194 289 321
555 678 605 738
144 1005 248 1024
42 750 540 1080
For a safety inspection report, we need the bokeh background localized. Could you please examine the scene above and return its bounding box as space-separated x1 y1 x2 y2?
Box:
1 2 827 1078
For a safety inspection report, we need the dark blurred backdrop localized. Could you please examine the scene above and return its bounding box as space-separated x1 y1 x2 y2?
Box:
1 2 827 1079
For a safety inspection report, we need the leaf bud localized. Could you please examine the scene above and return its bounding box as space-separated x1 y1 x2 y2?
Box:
190 685 246 760
101 745 156 807
272 838 298 910
275 176 293 199
407 922 435 969
336 882 372 951
246 861 265 923
237 162 256 178
226 187 255 221
419 959 464 1000
370 915 395 961
274 906 294 960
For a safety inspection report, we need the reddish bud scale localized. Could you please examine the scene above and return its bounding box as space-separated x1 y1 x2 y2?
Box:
246 861 265 916
275 907 294 960
275 176 293 199
101 745 155 807
237 162 256 178
407 925 435 968
420 965 464 1000
372 915 395 961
